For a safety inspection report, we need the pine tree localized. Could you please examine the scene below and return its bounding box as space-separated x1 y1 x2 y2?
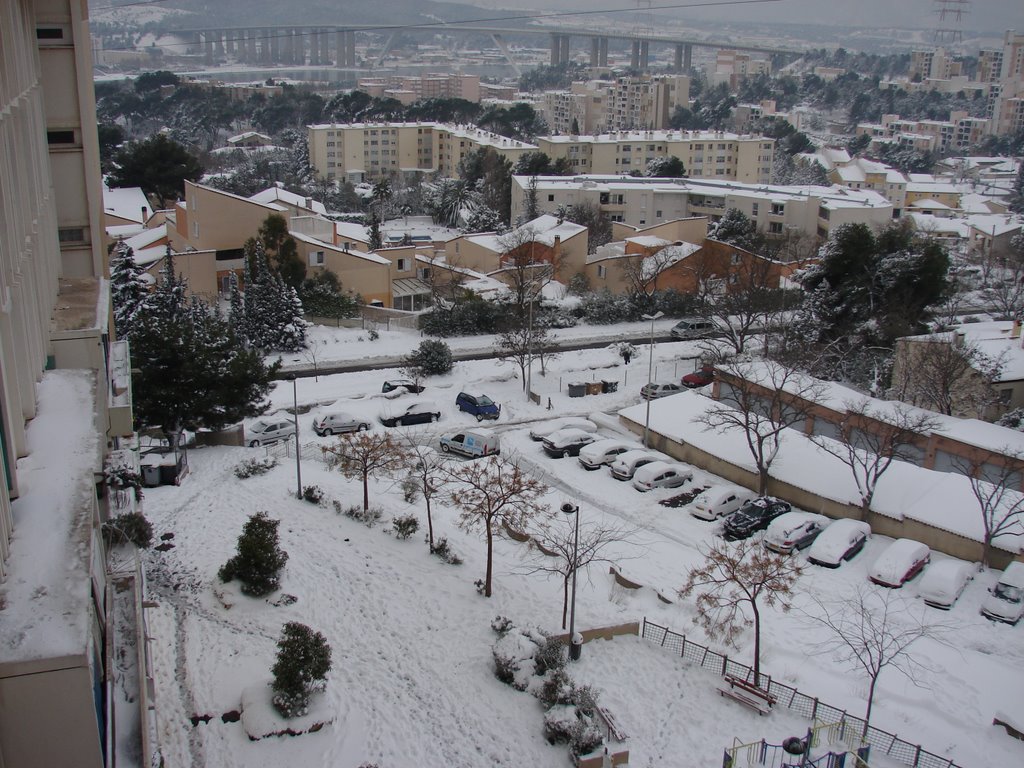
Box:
110 239 149 340
368 211 383 250
271 622 332 718
219 512 289 596
228 271 244 336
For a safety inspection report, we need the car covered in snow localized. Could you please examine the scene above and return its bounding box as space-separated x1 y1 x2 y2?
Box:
631 461 694 492
919 559 974 609
689 485 756 521
379 400 441 427
542 428 599 458
640 381 683 400
246 418 296 447
609 449 665 480
807 519 871 568
381 379 426 395
529 417 598 441
312 411 371 436
722 497 792 540
577 438 634 470
763 512 829 554
981 561 1024 624
868 538 930 588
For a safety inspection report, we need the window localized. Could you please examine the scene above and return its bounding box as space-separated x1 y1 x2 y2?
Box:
656 210 662 218
326 141 335 147
548 194 555 202
309 250 325 266
751 203 759 217
597 264 607 278
770 203 785 215
818 206 830 220
417 267 431 280
192 221 199 238
396 258 409 271
769 222 783 234
47 130 75 145
58 227 85 244
36 27 64 39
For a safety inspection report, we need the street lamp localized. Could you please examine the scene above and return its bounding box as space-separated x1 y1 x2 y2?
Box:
642 311 664 448
560 501 582 661
288 375 302 499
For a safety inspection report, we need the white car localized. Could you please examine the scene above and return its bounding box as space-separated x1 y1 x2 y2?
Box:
868 538 930 588
640 382 683 400
578 439 635 471
763 512 829 554
919 559 974 609
807 519 871 568
689 485 755 521
981 561 1024 624
609 449 665 480
312 411 371 436
632 461 694 491
542 428 598 458
529 417 597 441
246 418 296 447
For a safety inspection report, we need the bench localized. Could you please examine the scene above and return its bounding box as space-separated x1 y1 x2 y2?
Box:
717 674 776 715
596 705 628 743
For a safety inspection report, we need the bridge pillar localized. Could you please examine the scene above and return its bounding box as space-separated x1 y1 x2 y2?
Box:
550 34 561 66
684 43 692 71
321 28 332 65
346 30 356 66
640 39 649 69
631 40 640 69
336 30 345 67
248 30 258 62
560 35 570 65
674 43 683 71
214 31 224 58
600 37 609 67
261 30 272 63
296 28 305 64
270 29 279 63
313 29 322 65
591 36 600 67
225 30 235 56
204 33 214 65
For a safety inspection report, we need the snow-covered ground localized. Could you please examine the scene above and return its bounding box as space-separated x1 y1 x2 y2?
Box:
141 324 1024 768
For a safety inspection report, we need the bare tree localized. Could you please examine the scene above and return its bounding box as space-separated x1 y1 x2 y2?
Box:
444 453 549 597
699 259 785 357
890 336 1005 418
495 323 553 390
617 248 686 312
401 440 449 548
981 275 1024 321
496 226 557 319
695 359 826 495
810 399 938 521
524 516 631 629
803 586 953 736
953 448 1024 567
679 537 803 687
322 432 409 512
302 340 323 382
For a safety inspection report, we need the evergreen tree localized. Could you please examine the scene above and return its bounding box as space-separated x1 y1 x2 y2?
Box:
271 622 332 718
300 270 359 319
228 271 244 334
219 512 289 596
523 176 541 221
107 134 203 208
708 208 762 252
368 211 383 251
110 239 149 340
258 214 306 290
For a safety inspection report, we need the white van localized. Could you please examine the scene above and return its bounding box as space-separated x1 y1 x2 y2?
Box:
981 561 1024 624
439 428 500 459
689 485 755 521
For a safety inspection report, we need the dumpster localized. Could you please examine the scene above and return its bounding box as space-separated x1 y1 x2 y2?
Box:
586 381 602 396
567 382 586 398
141 464 161 488
601 380 619 393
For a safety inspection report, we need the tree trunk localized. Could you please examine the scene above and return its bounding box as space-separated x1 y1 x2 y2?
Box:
860 498 871 523
362 469 370 512
425 497 435 548
758 467 769 497
982 537 992 569
864 675 878 739
751 602 761 688
484 518 494 597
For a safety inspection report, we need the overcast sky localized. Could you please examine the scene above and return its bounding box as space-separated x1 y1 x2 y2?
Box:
484 0 1023 34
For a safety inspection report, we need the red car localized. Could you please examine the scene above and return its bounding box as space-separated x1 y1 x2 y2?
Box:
682 366 715 388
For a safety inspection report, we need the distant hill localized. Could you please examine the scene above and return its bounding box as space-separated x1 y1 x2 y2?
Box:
157 0 501 29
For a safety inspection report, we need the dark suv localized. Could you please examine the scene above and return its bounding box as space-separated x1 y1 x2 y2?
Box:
722 497 792 540
455 392 501 421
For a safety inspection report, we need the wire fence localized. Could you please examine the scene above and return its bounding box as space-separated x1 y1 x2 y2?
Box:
640 619 962 768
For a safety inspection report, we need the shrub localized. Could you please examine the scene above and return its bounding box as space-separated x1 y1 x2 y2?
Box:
271 622 332 718
538 668 574 709
578 289 636 324
534 636 567 676
302 485 324 504
338 502 383 527
429 536 462 565
491 615 514 635
102 511 154 549
392 514 419 540
234 456 279 479
218 512 289 596
543 704 579 744
104 465 144 509
401 475 420 504
368 327 380 341
405 339 453 376
568 718 604 757
420 297 505 337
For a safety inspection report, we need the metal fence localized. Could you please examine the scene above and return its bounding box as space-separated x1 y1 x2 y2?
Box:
640 619 961 768
267 439 330 464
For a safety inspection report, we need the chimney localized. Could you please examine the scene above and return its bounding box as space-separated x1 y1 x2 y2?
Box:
1012 319 1022 339
305 197 313 209
141 205 148 222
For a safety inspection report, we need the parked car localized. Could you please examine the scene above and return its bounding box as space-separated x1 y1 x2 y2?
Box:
542 428 599 458
381 379 426 394
609 449 665 480
807 519 871 568
455 392 501 421
577 438 635 470
689 485 756 521
312 411 371 436
981 561 1024 624
763 512 829 554
379 400 441 427
439 428 500 458
529 417 598 441
722 497 793 540
670 317 717 340
682 366 715 389
246 418 296 447
631 461 694 492
640 381 683 400
919 559 974 609
868 538 930 588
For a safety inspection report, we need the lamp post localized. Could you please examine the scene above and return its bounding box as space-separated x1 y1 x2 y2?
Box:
288 375 302 499
560 501 582 661
641 311 664 448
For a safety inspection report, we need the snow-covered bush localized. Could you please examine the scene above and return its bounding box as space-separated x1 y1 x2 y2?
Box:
429 537 463 565
998 407 1024 431
491 615 514 635
492 627 543 690
404 339 454 376
271 622 332 718
218 512 289 596
337 502 383 527
542 703 603 755
534 636 567 676
102 511 154 549
569 716 604 757
392 514 419 539
104 464 144 509
234 456 278 479
579 289 635 324
538 668 574 709
301 485 324 505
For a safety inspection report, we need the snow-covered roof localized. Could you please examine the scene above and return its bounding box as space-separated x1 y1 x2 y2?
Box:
907 198 953 211
958 193 1008 214
249 185 327 215
906 182 959 194
335 221 369 243
640 243 701 280
103 185 151 223
228 131 272 144
540 129 764 144
291 231 391 265
906 213 969 237
625 235 674 248
965 215 1022 237
466 215 587 254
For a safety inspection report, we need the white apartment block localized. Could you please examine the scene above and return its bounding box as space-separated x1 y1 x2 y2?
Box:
984 30 1024 135
535 130 774 183
512 175 892 240
909 48 963 81
706 50 771 90
539 75 689 135
356 73 482 103
307 122 537 182
856 111 990 153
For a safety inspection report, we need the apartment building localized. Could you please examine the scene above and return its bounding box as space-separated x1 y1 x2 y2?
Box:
909 48 962 81
512 175 893 240
357 73 481 103
856 111 991 153
980 30 1024 135
827 157 909 215
307 122 536 182
706 50 771 90
534 129 773 184
1 2 150 766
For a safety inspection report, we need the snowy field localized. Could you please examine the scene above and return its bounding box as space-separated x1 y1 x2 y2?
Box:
140 325 1024 768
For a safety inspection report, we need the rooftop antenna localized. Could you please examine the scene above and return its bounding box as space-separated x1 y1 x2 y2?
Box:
932 0 970 46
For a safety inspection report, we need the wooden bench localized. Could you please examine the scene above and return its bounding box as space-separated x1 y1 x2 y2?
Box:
717 674 776 715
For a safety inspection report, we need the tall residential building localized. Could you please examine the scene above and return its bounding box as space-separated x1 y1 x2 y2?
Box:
535 130 774 183
307 122 536 183
356 73 482 103
539 75 689 135
987 30 1024 135
2 2 149 767
909 48 962 81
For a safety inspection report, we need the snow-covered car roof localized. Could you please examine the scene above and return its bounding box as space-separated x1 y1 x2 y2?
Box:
869 538 929 583
807 519 871 564
764 511 828 542
529 417 597 440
